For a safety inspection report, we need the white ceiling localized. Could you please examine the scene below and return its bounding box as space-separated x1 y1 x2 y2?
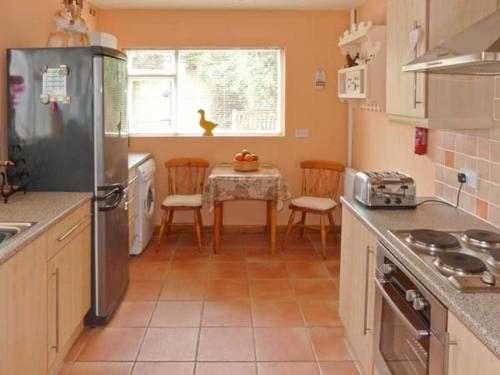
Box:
92 0 365 10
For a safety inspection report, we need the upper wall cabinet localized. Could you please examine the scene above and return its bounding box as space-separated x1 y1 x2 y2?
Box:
386 0 428 125
386 0 500 129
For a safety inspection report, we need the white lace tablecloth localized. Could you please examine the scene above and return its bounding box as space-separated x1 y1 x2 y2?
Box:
203 163 291 211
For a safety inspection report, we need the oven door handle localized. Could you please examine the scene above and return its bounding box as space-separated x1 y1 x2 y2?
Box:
375 278 430 340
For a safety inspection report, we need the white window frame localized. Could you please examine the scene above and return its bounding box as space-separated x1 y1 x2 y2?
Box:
126 48 285 137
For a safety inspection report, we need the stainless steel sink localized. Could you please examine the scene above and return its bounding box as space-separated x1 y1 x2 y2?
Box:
0 222 35 245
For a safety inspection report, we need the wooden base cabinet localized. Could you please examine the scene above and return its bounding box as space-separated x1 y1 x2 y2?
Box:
339 209 378 375
0 236 48 375
0 201 91 375
47 219 91 370
447 312 500 375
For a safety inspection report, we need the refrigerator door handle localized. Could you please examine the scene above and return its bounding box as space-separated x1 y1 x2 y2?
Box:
96 183 124 211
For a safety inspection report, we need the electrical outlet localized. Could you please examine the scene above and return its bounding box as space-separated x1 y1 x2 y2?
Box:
295 129 310 138
459 168 478 189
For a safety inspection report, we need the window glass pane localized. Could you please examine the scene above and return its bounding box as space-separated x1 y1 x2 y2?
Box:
126 49 283 136
177 49 281 135
127 50 176 75
128 77 174 134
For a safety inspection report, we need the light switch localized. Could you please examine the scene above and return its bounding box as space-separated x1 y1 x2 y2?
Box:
295 129 310 138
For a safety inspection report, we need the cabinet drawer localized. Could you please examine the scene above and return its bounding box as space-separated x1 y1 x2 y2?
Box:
47 202 91 260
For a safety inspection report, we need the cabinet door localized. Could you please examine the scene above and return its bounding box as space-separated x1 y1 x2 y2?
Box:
351 225 378 375
339 209 378 375
0 236 48 375
386 0 428 122
339 209 359 335
48 221 91 366
447 312 500 375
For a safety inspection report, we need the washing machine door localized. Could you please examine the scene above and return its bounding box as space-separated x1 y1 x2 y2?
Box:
144 179 156 219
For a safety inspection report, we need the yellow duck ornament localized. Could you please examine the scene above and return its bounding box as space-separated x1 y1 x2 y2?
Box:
198 109 218 136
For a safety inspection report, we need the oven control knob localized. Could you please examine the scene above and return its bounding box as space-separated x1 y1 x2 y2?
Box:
395 198 402 204
405 289 419 302
384 198 391 204
380 263 397 276
481 271 496 286
413 297 429 311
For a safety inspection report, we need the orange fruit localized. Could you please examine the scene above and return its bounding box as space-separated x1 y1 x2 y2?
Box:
234 153 244 161
244 154 253 161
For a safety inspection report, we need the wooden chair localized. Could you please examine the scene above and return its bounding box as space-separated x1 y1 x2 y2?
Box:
282 160 345 258
158 158 209 250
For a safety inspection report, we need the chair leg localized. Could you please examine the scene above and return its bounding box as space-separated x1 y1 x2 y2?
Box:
299 212 306 238
194 208 202 251
166 209 174 236
158 209 168 248
198 209 204 230
320 214 327 259
266 200 271 236
282 209 296 252
328 211 337 245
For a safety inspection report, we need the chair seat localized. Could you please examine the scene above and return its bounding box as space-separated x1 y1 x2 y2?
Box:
290 196 337 211
162 194 203 207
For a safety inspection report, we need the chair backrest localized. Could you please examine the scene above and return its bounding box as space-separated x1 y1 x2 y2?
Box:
165 158 209 195
300 160 345 200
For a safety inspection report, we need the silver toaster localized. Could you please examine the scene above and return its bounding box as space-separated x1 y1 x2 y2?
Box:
353 171 416 208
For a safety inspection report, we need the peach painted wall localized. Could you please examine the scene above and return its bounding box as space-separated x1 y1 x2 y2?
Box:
352 0 436 196
98 10 350 226
0 1 97 157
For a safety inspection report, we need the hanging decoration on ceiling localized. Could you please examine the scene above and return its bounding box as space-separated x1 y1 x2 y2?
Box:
47 0 90 48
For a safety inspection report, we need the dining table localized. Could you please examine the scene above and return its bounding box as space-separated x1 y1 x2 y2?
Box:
203 163 291 255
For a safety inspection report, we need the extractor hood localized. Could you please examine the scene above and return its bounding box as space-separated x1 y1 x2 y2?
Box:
402 9 500 75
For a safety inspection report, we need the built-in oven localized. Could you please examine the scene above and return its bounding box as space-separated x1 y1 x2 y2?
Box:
374 242 449 375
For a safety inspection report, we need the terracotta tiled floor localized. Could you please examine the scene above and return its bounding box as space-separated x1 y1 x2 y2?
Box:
59 232 360 375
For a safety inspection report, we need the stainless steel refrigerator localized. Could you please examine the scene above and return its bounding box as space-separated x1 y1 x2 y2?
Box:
7 47 129 323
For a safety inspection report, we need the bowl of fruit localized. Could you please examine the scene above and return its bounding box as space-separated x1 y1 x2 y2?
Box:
233 149 260 172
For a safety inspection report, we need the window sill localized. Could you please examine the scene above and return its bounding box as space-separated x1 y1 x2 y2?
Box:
129 133 285 138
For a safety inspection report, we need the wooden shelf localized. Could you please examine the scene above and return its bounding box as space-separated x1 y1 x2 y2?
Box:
337 23 386 111
338 21 374 48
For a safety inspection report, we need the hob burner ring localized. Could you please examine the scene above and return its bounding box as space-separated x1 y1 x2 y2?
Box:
461 229 500 250
434 253 487 276
407 229 460 253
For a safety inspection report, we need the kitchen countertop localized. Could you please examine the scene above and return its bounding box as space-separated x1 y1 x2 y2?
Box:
341 196 500 358
0 192 92 265
128 152 151 170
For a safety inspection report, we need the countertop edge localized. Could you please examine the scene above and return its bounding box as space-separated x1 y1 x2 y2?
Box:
340 196 500 358
128 152 151 170
0 193 93 265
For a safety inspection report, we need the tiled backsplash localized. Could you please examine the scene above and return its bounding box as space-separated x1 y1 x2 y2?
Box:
435 126 500 229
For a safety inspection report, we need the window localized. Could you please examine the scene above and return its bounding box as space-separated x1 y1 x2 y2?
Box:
127 49 284 136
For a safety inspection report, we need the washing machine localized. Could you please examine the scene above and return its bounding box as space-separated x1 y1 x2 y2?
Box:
130 158 156 255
